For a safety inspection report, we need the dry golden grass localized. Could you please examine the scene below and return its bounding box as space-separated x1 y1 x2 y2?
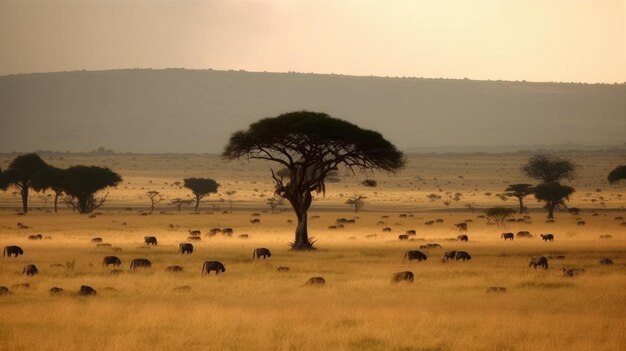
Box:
0 153 625 350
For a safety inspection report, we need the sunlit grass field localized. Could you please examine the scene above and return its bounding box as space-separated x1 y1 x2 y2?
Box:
0 152 625 350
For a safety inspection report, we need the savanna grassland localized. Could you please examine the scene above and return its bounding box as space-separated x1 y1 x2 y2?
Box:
0 152 625 351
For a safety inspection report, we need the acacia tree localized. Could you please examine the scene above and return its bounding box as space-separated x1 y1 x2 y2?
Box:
1 154 49 213
346 193 367 213
608 165 626 184
223 111 405 250
522 154 577 183
146 191 164 213
183 178 219 212
533 182 575 219
62 166 122 213
485 207 516 226
266 196 285 213
505 184 534 214
32 166 67 213
169 198 194 212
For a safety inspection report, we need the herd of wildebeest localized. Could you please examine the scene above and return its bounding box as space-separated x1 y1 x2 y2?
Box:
0 213 620 297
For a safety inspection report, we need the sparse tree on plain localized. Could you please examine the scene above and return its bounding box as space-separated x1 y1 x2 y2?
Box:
266 196 285 213
533 182 575 219
61 166 122 214
32 166 67 213
505 184 534 214
607 165 626 184
170 198 194 212
183 177 219 212
223 111 405 250
346 193 367 213
485 207 516 227
0 153 49 213
146 191 164 213
522 154 577 183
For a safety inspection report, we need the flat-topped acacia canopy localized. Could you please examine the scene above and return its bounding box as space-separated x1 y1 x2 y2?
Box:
223 111 405 250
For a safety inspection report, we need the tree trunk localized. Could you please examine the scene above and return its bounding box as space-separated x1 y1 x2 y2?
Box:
290 191 314 250
54 192 60 213
20 184 29 213
547 202 555 219
518 197 524 214
194 196 200 212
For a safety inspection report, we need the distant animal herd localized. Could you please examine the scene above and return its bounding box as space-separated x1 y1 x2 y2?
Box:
0 214 619 297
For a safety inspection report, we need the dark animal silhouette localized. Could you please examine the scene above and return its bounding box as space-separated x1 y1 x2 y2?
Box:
398 234 409 240
253 248 272 259
486 287 506 293
529 256 549 269
304 277 326 286
457 234 469 242
562 267 584 277
130 258 152 270
221 228 233 236
0 286 10 295
383 227 392 232
406 230 417 236
250 218 261 224
577 221 586 225
392 271 414 283
420 243 441 249
144 236 158 245
79 285 97 296
403 250 427 262
28 234 43 240
23 264 39 276
238 234 249 239
188 230 201 236
516 231 533 238
179 243 193 254
102 256 122 267
501 233 514 240
208 228 221 236
599 258 613 265
455 251 472 261
166 265 184 272
276 266 290 272
455 223 468 231
599 235 612 239
202 261 225 275
443 251 457 262
91 237 103 243
49 287 64 295
540 234 554 242
3 245 23 258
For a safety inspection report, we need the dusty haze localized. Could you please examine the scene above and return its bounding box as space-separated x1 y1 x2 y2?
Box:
0 69 625 153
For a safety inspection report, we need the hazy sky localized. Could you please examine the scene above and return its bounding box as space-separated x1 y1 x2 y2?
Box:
0 0 624 83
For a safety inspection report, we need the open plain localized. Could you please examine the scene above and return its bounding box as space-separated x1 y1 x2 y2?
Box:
1 152 625 351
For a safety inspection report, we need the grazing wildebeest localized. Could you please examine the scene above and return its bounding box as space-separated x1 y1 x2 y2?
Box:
28 234 43 240
392 271 414 283
166 265 184 272
406 230 417 236
562 268 584 277
529 256 549 269
102 256 122 267
457 234 469 242
202 261 226 275
49 287 64 295
144 236 158 245
79 285 97 296
276 266 290 272
486 287 506 293
250 218 261 224
420 243 441 249
17 222 29 229
304 277 326 286
442 251 457 262
91 237 103 243
130 258 152 270
23 264 39 276
0 286 10 295
425 221 434 225
455 223 468 231
403 250 427 262
599 235 612 239
253 248 272 259
3 245 23 258
179 243 193 254
383 227 392 232
501 233 514 241
238 234 249 239
398 234 409 241
577 220 586 225
516 231 533 238
328 225 338 230
435 219 444 223
540 234 554 242
188 230 201 237
455 251 472 261
599 258 613 265
222 228 234 236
